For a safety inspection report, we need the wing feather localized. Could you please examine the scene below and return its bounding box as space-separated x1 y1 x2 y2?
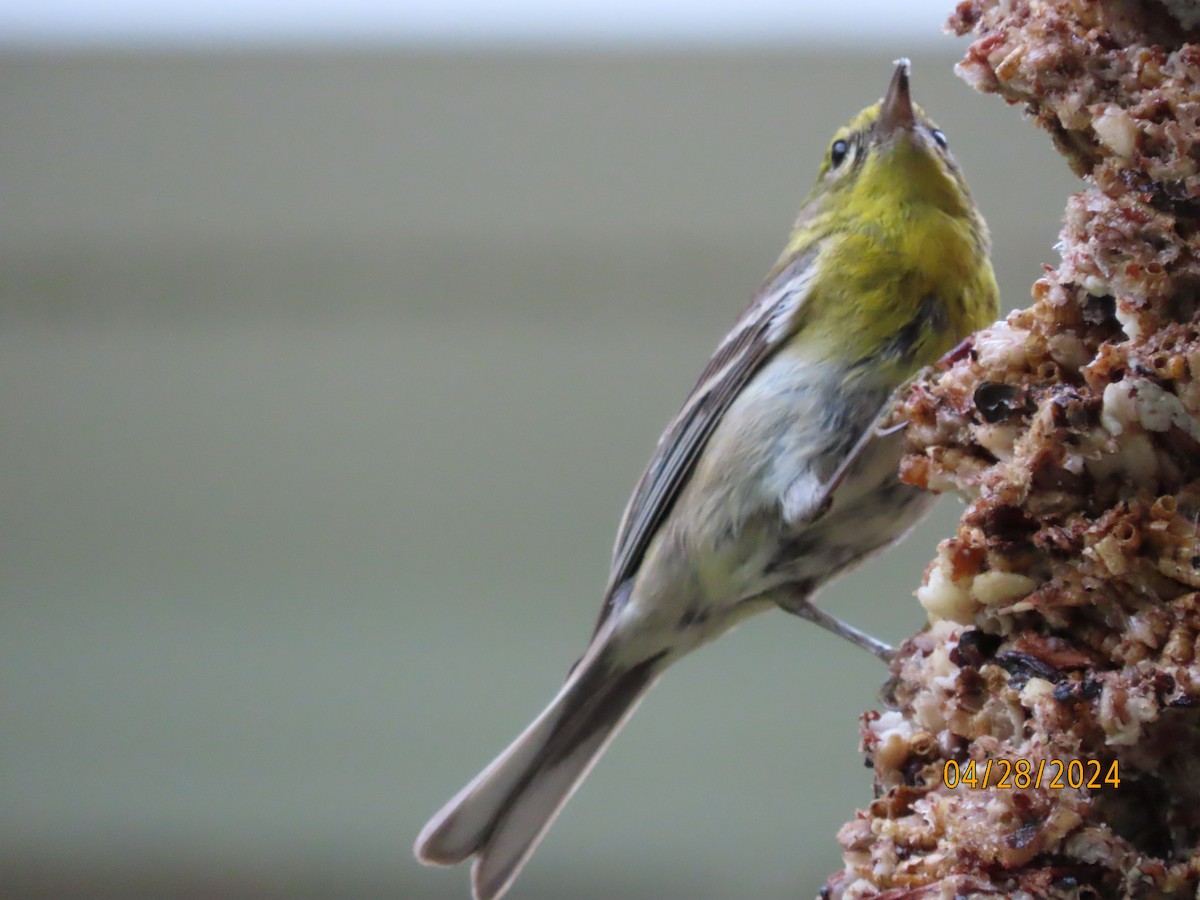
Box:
594 245 822 629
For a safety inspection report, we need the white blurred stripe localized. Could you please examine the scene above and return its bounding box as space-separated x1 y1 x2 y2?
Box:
0 0 956 47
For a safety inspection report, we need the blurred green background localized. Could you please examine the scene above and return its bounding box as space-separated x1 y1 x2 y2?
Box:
3 36 1077 900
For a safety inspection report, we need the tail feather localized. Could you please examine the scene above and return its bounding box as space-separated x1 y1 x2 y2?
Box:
415 644 664 899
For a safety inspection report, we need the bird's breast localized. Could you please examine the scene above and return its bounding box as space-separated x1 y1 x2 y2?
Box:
654 347 887 603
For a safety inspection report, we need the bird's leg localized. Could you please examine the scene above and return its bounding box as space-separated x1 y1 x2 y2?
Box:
779 594 895 661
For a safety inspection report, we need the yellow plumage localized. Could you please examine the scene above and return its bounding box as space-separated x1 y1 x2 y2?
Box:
777 99 996 374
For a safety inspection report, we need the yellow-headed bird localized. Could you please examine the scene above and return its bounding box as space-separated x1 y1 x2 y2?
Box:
416 60 998 900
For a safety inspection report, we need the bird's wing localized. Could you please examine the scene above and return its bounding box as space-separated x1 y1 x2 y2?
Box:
594 245 822 631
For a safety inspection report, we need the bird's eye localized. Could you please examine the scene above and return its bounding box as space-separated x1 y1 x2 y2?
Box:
930 129 948 149
830 139 849 168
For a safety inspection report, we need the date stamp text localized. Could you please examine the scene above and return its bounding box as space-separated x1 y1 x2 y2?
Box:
943 758 1120 790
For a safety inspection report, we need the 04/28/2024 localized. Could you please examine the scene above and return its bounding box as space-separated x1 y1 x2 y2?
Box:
942 758 1121 791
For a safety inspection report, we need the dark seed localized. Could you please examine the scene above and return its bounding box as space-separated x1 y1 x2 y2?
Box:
1081 293 1116 325
996 651 1063 686
974 381 1023 423
950 628 1002 666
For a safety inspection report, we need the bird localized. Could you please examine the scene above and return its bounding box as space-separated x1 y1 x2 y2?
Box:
415 59 999 900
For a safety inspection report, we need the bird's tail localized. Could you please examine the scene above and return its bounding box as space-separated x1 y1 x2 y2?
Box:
414 634 666 900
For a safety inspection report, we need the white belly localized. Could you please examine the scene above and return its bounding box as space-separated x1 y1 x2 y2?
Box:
620 346 929 651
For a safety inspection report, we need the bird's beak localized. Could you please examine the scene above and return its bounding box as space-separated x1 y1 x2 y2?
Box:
878 58 915 136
